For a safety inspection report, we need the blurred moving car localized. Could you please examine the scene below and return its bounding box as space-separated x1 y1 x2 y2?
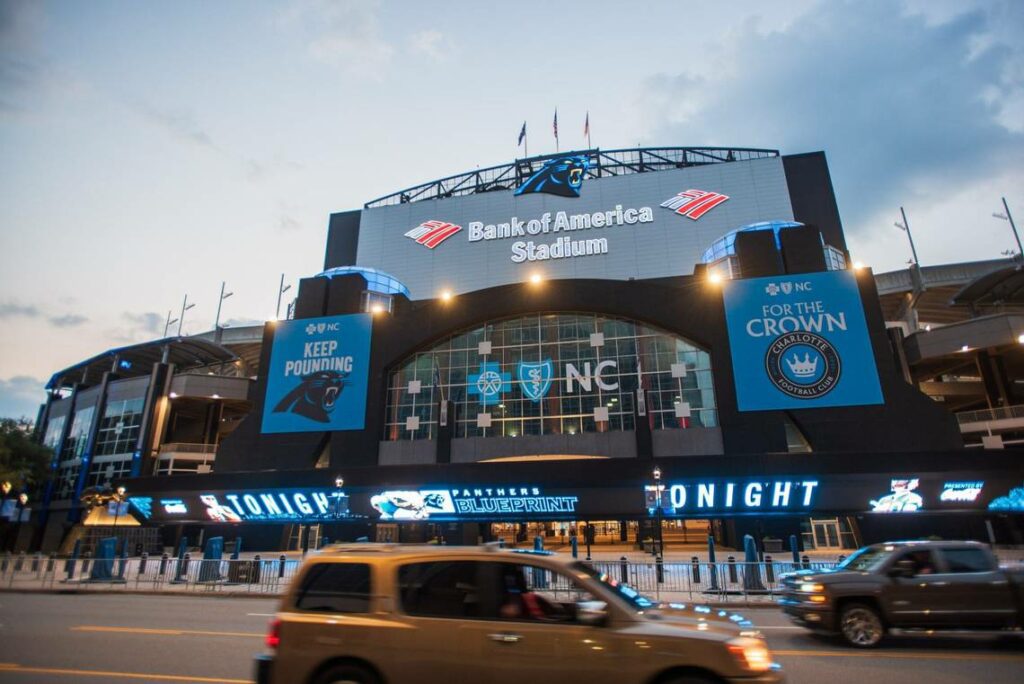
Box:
779 540 1024 647
256 544 783 684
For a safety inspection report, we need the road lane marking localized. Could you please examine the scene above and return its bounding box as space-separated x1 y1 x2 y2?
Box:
71 625 262 638
0 663 250 683
772 649 1024 662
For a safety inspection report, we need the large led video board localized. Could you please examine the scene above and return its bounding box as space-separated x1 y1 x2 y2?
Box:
357 156 794 298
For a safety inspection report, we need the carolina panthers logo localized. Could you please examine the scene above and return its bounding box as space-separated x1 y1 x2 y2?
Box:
272 370 348 423
515 155 589 197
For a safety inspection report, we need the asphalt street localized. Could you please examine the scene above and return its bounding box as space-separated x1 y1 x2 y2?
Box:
0 592 1022 683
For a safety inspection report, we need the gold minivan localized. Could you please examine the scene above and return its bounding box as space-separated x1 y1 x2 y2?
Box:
255 545 783 684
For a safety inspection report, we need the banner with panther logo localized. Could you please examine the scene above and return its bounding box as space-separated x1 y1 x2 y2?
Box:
722 270 882 411
261 313 372 434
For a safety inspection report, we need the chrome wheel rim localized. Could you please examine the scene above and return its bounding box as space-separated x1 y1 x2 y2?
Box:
842 608 882 646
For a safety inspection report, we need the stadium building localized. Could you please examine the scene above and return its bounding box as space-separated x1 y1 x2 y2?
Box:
21 147 1024 555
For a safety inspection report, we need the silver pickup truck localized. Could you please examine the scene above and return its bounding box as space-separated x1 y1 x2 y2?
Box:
779 540 1024 647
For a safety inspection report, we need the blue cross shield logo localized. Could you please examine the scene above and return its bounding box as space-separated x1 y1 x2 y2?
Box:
518 359 553 402
468 361 511 406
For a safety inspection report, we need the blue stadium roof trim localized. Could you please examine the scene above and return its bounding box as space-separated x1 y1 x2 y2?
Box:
317 266 411 298
701 221 805 264
364 146 780 209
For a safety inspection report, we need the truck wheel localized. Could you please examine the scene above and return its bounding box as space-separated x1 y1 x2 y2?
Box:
312 663 380 684
839 603 884 648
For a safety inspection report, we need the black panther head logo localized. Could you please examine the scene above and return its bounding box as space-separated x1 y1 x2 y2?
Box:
273 370 348 423
422 493 446 509
515 155 589 197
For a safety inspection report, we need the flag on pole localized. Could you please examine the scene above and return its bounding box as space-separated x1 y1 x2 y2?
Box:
552 109 559 140
584 112 589 137
517 121 526 146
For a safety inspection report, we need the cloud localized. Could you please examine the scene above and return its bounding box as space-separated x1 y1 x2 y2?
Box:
48 313 88 328
0 375 46 420
284 0 393 75
133 102 217 151
122 311 164 336
639 0 1024 244
409 30 452 62
0 302 40 318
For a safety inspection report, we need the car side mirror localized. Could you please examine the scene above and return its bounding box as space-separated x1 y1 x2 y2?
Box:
888 559 915 578
576 600 608 627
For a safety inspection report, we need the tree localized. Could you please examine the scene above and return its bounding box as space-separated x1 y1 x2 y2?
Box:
0 418 52 495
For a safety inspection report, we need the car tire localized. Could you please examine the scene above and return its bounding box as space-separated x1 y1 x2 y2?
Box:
660 675 719 684
839 603 885 648
312 663 380 684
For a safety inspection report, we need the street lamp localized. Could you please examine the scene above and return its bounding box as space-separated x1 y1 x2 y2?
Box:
178 295 196 336
334 476 345 521
652 467 663 560
113 486 126 528
1 481 10 497
13 493 28 552
894 207 921 267
214 281 234 330
993 197 1022 260
275 274 292 320
162 311 179 337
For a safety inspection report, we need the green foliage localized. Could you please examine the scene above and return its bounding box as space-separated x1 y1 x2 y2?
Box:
0 418 52 495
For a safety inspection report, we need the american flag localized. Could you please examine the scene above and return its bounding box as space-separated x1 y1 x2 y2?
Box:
660 189 730 220
404 220 463 249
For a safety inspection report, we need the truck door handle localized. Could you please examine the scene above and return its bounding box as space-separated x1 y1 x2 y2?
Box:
488 633 523 644
928 581 948 587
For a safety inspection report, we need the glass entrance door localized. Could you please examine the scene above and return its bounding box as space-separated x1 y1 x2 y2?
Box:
811 519 842 550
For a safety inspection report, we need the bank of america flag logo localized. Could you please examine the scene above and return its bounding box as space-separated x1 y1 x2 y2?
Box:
405 220 463 249
660 189 730 220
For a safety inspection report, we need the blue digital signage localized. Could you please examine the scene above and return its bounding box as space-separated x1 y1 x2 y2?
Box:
645 479 820 515
370 487 579 521
261 314 372 434
722 270 883 411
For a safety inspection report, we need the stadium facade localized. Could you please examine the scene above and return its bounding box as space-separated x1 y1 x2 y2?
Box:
20 147 1024 554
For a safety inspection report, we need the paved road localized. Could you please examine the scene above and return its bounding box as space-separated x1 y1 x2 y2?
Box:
0 592 1022 683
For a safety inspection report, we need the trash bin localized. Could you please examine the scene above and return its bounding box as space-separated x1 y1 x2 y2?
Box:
762 537 783 553
227 560 261 583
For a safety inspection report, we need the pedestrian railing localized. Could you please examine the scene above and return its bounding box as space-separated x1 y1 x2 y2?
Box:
0 551 835 604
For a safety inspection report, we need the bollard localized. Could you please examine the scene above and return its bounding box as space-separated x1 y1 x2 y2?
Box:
31 552 41 573
139 552 148 575
656 556 664 584
619 556 629 584
181 552 191 580
278 554 287 579
727 555 738 583
159 552 169 576
765 554 775 583
46 553 56 573
801 554 810 569
570 536 578 559
790 534 800 565
117 550 128 579
82 552 92 575
691 556 701 583
253 554 261 585
0 554 8 573
14 552 25 572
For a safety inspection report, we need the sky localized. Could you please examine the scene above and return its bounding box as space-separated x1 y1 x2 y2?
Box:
1 0 1022 419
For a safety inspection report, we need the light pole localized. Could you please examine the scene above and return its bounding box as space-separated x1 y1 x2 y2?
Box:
214 282 234 330
112 486 126 529
178 295 196 336
1 482 11 551
652 466 665 559
334 476 345 520
163 311 179 337
13 493 28 552
894 207 921 267
275 274 292 320
994 197 1022 260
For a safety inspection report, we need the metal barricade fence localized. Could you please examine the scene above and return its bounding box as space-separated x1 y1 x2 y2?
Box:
0 553 843 603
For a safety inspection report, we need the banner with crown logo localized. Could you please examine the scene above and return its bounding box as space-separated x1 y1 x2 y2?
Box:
722 270 882 411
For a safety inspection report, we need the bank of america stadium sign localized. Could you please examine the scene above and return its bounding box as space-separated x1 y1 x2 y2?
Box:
401 188 728 264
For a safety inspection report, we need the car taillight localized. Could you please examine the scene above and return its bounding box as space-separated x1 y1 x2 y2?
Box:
265 618 281 650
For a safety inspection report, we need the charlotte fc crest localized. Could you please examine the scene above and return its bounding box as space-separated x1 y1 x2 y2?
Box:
765 332 841 399
517 359 553 402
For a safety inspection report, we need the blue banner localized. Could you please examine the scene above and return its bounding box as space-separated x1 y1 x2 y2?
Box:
722 270 883 411
261 314 372 433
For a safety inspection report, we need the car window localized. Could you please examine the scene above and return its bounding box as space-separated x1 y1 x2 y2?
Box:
294 562 371 613
493 562 596 623
941 548 992 573
895 549 939 575
398 561 483 619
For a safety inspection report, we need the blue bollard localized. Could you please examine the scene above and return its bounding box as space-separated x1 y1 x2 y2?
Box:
790 534 800 566
742 534 766 591
65 539 81 580
708 535 719 591
570 536 578 559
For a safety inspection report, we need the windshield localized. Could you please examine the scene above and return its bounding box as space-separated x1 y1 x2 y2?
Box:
835 545 896 572
571 562 656 611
